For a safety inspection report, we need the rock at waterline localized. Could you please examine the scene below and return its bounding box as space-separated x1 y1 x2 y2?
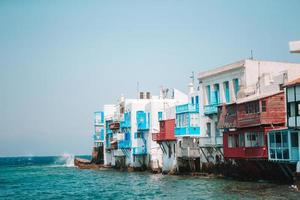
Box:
74 158 103 169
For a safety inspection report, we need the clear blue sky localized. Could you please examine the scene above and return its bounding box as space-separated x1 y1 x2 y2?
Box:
0 0 299 156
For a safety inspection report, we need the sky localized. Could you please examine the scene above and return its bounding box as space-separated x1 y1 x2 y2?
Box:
0 0 299 157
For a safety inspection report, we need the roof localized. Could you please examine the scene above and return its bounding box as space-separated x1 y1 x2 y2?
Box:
198 60 245 80
268 127 289 132
284 77 300 87
236 90 283 104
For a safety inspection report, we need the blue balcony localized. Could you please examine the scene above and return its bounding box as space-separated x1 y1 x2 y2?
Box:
268 129 300 163
118 140 131 149
175 127 200 137
136 111 150 130
133 146 147 155
204 89 220 115
176 103 199 114
204 104 219 115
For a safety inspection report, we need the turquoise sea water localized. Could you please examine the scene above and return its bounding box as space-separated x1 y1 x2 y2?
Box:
0 156 300 200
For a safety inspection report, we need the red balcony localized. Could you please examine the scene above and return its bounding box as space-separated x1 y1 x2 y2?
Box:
152 119 176 142
223 127 270 159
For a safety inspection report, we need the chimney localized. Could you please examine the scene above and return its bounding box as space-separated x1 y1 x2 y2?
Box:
139 92 144 99
146 92 151 99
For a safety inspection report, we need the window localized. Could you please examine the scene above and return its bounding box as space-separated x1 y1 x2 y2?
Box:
245 132 264 147
215 122 220 137
206 85 211 104
135 132 143 139
269 131 290 160
261 100 267 112
245 101 259 114
213 84 220 104
233 78 239 98
195 96 199 105
228 135 234 148
206 122 211 137
291 132 299 148
228 134 239 148
191 97 194 104
223 81 230 103
287 102 300 117
288 102 296 117
158 112 163 121
239 134 245 147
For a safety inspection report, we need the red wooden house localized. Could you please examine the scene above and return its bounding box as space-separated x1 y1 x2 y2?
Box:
219 91 286 159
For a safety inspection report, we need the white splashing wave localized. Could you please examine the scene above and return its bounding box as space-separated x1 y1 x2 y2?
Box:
53 153 75 167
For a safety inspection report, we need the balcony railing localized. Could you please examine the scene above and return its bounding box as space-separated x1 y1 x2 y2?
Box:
177 147 200 158
118 140 131 149
204 104 219 115
176 103 199 113
94 133 104 141
175 127 200 137
199 136 223 147
152 132 176 141
120 120 131 128
133 146 147 155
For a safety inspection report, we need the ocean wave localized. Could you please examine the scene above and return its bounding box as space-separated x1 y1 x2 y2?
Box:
0 154 91 167
55 153 75 167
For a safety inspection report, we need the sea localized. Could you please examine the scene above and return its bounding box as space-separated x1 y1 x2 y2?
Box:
0 155 300 200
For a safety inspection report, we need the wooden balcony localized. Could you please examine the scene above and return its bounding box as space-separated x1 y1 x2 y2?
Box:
217 104 237 129
236 92 285 128
152 119 176 142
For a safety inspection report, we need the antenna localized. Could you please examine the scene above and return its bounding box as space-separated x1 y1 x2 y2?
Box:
137 81 139 99
257 61 261 94
250 50 254 60
190 71 195 85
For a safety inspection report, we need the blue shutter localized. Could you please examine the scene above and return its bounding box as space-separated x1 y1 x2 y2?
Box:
195 96 199 105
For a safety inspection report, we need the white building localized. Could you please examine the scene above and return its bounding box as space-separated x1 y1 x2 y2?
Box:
197 59 300 162
102 89 188 170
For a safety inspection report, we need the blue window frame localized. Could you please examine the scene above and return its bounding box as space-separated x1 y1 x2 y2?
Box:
223 81 230 103
206 85 211 104
233 78 239 97
158 112 163 121
195 96 199 105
